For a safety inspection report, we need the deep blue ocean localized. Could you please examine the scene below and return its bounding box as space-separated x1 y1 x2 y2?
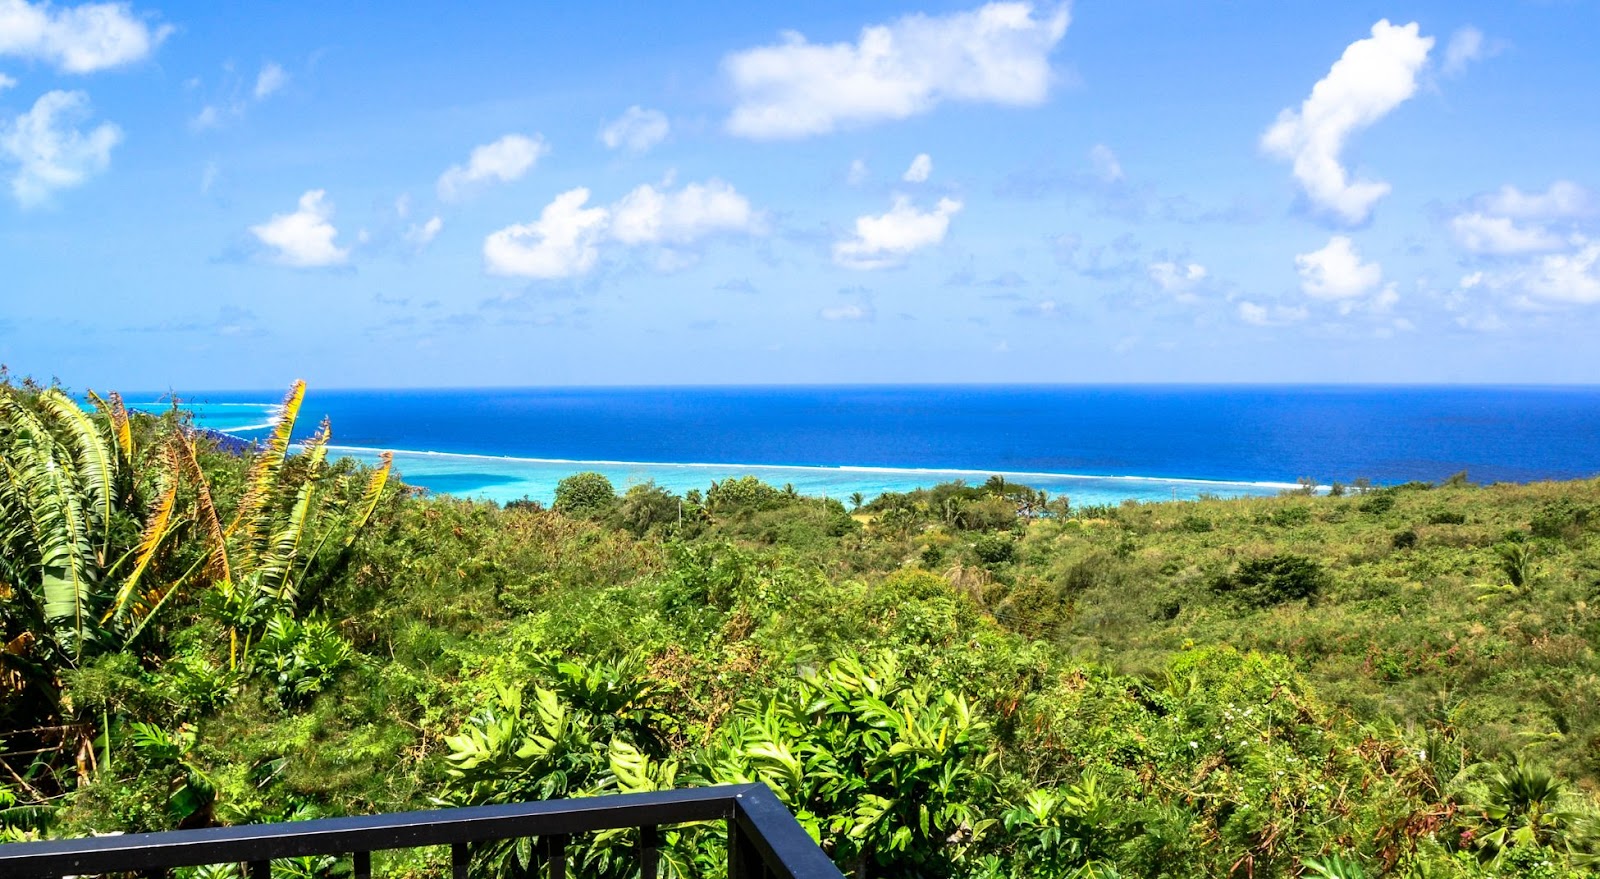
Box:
146 386 1600 506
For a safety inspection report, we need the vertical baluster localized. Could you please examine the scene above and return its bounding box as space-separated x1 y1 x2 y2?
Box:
452 842 470 879
542 833 569 879
636 825 660 879
353 850 372 879
249 861 272 879
728 820 762 879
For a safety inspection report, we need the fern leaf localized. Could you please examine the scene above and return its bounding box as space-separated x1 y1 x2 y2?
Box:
2 395 97 655
345 451 393 547
108 446 180 622
256 421 329 603
228 380 306 546
86 389 134 463
172 430 231 583
38 389 117 544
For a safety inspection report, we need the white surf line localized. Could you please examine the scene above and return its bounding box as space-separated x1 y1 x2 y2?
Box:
324 443 1305 491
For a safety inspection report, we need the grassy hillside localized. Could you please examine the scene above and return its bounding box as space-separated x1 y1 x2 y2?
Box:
2 379 1598 878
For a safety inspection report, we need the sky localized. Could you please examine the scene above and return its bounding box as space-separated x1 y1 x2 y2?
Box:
2 0 1599 390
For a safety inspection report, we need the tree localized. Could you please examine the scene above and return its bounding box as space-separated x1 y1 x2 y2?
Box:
553 471 616 517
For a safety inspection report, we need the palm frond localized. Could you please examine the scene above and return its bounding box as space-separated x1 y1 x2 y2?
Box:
228 380 306 547
0 398 96 656
107 443 180 623
38 389 117 545
85 389 134 463
345 451 393 546
256 420 331 604
172 429 232 584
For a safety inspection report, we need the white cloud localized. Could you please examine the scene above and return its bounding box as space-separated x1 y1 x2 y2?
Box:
847 158 868 185
724 1 1070 138
609 178 760 245
1518 241 1600 305
902 153 932 183
1261 20 1433 225
189 104 221 131
437 133 548 201
200 160 217 193
405 215 443 248
598 106 669 154
1483 181 1594 220
1148 261 1206 299
1450 212 1565 255
0 0 168 73
250 189 349 267
0 73 15 91
1458 241 1600 308
0 89 120 206
483 187 609 279
254 61 287 100
1295 235 1382 300
833 195 962 269
1088 143 1122 182
482 178 763 279
819 303 872 321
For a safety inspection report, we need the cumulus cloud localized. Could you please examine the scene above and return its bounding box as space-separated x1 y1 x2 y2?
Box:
483 178 761 278
483 187 609 279
1261 20 1433 225
724 1 1070 138
0 73 15 91
902 153 932 183
1088 143 1122 182
609 178 760 245
1450 212 1565 255
437 133 548 201
250 189 349 267
1483 181 1594 220
1295 235 1382 300
253 61 287 100
1 89 120 206
1464 241 1600 307
833 195 962 269
1148 261 1206 300
0 0 168 73
847 158 868 185
599 105 669 154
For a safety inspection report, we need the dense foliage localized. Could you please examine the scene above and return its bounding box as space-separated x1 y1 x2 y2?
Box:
3 376 1600 878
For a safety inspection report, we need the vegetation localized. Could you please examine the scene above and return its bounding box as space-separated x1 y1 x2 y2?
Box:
3 376 1600 878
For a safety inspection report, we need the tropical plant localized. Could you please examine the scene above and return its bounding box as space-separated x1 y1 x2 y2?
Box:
1467 758 1571 863
702 652 997 878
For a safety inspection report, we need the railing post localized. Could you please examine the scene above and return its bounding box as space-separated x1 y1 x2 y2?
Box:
637 825 660 879
542 833 569 879
729 817 762 879
353 849 372 879
250 860 271 879
451 842 469 879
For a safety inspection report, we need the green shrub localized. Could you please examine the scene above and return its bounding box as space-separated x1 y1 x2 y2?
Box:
974 533 1016 565
1211 554 1328 608
553 471 617 517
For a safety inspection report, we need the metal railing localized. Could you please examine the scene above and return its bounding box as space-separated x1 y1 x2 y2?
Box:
0 783 844 879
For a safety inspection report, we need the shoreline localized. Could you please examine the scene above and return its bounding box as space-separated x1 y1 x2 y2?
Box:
323 443 1313 493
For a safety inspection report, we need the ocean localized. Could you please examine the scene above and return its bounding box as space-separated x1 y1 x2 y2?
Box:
143 385 1600 507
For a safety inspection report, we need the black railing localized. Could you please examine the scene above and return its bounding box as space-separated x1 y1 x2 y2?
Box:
0 783 844 879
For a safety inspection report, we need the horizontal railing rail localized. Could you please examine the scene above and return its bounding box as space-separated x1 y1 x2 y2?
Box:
0 783 844 879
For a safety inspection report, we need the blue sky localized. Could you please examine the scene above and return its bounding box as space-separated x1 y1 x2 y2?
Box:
2 0 1599 389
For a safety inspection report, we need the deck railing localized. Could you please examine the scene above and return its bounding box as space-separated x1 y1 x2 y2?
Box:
0 783 844 879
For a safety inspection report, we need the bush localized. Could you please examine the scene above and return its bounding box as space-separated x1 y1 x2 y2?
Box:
1392 529 1419 550
973 533 1016 565
553 472 617 517
1211 554 1328 608
1359 492 1395 515
1427 510 1467 525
